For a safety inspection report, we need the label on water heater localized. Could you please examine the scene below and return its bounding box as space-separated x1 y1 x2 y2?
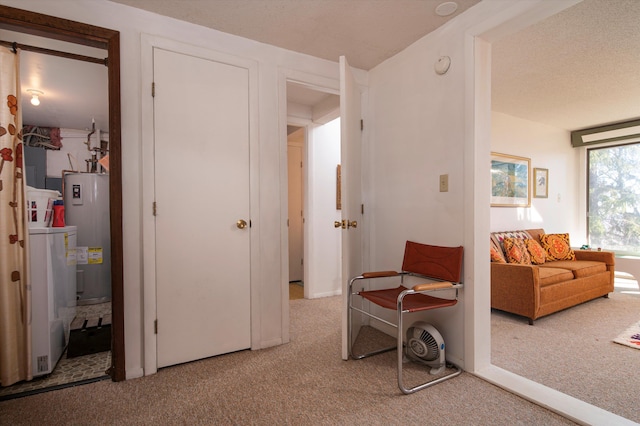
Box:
72 184 83 205
88 247 103 264
76 247 88 264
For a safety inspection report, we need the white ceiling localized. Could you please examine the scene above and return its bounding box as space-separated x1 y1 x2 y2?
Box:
5 0 640 133
0 31 109 131
108 0 481 71
492 0 640 131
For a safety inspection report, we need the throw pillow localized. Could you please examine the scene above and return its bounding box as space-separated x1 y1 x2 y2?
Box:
491 230 533 256
539 233 576 261
525 239 546 265
503 238 531 265
490 245 506 263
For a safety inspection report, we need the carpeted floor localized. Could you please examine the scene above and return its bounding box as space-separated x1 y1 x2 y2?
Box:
492 291 640 423
0 295 575 425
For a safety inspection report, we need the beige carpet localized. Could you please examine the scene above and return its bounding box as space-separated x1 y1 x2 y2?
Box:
0 295 575 425
492 291 640 423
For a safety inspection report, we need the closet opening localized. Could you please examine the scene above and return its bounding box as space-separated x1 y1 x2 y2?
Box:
0 6 124 395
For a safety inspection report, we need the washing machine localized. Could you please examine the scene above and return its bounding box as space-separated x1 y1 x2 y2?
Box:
30 226 77 376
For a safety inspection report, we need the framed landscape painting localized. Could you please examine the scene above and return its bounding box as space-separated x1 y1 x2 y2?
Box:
490 152 531 207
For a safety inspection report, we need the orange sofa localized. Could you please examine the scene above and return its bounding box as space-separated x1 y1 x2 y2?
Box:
490 228 615 324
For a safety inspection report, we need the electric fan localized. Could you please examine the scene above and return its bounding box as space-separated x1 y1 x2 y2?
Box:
405 321 446 375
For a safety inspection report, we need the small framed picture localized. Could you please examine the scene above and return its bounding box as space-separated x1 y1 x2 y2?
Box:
533 168 548 198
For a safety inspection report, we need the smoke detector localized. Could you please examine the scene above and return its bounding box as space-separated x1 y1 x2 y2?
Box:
436 2 458 17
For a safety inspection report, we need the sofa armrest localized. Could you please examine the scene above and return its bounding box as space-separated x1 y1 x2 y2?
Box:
491 263 540 320
574 250 615 268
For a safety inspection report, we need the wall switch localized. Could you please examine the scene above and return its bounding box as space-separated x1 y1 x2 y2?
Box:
439 174 448 192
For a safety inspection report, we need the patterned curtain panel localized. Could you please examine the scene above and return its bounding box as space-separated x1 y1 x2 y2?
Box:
0 46 31 386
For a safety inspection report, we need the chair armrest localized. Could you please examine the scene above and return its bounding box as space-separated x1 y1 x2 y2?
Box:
361 271 400 279
412 282 453 292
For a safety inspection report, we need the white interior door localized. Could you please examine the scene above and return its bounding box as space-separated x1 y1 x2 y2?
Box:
153 48 251 368
339 56 363 360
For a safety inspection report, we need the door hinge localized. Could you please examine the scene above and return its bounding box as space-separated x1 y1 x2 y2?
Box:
361 204 364 215
152 82 155 97
360 119 363 131
154 319 158 334
153 202 157 216
301 258 304 265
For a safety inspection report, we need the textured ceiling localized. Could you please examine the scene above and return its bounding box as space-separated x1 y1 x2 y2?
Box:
108 0 481 71
9 0 640 133
492 0 640 131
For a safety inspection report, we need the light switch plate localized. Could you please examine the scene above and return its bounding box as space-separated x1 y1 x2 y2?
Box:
439 174 448 192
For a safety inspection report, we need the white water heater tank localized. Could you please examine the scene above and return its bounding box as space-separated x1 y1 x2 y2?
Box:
64 172 111 305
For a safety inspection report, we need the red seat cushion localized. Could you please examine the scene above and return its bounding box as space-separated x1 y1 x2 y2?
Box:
359 286 457 313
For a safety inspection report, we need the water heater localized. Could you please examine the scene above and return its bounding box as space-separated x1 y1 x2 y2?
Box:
64 172 111 305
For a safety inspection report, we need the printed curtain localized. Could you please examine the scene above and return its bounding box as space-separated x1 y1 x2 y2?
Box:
0 46 31 386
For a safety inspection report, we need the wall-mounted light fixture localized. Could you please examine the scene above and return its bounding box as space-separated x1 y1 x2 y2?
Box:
27 89 43 106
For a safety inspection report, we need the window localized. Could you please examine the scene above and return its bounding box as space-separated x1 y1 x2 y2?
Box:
588 142 640 254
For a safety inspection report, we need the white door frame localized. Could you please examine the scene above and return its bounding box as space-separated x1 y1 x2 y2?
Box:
141 34 260 375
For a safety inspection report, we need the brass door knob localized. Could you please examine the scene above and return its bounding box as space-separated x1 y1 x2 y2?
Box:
237 219 248 229
348 220 358 229
334 220 345 229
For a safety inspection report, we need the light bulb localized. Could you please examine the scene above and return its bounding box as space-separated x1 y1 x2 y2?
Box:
27 89 43 106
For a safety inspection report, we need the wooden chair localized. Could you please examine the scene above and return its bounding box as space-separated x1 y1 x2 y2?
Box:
348 240 464 394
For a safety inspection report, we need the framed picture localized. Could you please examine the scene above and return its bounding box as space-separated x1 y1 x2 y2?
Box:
490 152 531 207
533 167 549 198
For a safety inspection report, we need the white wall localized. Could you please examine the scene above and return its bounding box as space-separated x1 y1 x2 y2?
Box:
491 111 584 242
6 0 367 379
366 8 472 367
306 118 342 298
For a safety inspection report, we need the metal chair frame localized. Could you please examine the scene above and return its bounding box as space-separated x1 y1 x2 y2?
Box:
348 266 463 394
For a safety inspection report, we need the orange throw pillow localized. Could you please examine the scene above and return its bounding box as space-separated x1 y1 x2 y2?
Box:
525 239 546 265
503 238 531 265
490 245 506 263
539 233 576 261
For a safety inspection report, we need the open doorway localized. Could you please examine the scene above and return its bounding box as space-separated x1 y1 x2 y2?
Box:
0 6 124 395
286 81 341 300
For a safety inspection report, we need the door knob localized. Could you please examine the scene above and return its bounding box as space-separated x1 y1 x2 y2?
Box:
347 220 357 229
237 219 248 229
334 220 345 229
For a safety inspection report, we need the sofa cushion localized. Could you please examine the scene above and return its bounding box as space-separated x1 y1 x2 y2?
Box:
539 233 576 261
503 238 531 265
540 260 606 278
525 239 546 264
537 267 574 287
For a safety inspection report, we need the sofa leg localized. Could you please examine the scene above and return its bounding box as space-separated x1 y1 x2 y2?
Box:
603 294 610 299
528 318 534 325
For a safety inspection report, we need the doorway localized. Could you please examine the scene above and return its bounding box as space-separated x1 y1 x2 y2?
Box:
0 6 124 389
285 81 341 301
